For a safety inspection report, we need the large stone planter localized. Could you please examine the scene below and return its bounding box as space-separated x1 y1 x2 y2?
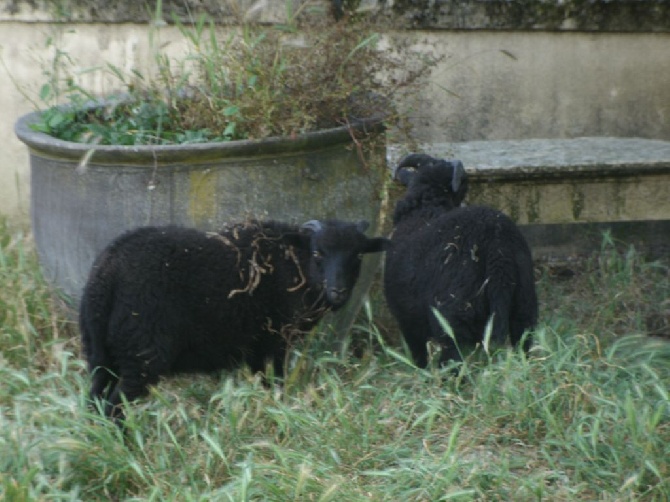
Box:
15 110 389 336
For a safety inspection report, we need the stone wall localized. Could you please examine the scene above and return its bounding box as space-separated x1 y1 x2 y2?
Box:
1 0 669 222
388 0 670 32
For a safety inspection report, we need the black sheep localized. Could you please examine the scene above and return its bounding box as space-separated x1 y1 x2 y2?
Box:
80 219 389 420
384 154 538 368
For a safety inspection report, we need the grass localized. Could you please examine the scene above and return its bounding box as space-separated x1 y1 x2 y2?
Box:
1 220 669 501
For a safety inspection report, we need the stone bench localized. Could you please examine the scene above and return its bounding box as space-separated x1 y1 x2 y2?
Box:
389 137 670 261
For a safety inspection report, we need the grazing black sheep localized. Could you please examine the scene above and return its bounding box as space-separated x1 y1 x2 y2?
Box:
384 154 538 368
80 219 389 420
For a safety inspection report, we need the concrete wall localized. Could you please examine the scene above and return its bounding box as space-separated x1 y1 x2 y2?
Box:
1 0 669 223
398 30 670 143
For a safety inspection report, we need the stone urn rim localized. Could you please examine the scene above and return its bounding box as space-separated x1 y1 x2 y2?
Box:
15 106 387 165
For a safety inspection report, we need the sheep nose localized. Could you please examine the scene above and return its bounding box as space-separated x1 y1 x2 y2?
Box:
328 287 349 306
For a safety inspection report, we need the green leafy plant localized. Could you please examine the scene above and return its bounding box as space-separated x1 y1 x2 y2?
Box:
31 1 435 146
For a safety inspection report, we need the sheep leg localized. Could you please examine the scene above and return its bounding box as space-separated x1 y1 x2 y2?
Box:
271 348 286 379
406 338 429 368
247 332 287 379
437 341 463 367
428 311 467 366
487 282 514 346
101 350 166 421
509 273 538 354
89 366 118 403
103 373 158 421
395 317 431 368
509 318 534 354
490 311 511 346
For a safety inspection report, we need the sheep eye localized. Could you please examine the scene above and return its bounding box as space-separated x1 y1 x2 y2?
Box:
312 250 322 259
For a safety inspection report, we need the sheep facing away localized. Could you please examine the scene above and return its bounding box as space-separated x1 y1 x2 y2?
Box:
80 219 389 420
384 154 538 368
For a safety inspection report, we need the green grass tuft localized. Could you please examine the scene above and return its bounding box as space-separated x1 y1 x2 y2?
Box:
1 220 669 500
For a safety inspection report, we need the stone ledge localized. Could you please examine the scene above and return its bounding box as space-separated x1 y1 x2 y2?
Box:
423 137 670 181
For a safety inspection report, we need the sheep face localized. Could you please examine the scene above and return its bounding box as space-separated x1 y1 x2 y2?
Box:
301 220 389 309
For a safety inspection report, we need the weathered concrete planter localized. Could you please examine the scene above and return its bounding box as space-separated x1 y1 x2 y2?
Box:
15 110 388 335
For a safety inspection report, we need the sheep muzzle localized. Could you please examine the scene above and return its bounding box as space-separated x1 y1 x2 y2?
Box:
326 287 350 309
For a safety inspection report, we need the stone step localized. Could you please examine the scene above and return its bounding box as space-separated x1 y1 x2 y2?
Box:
388 137 670 261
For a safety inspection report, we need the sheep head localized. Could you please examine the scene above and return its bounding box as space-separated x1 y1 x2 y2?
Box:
298 220 389 309
394 154 468 209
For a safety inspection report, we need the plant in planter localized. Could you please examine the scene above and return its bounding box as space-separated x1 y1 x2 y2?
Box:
15 0 435 334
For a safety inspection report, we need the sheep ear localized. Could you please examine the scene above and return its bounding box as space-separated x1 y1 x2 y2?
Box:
301 220 323 234
356 220 369 233
451 160 466 193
